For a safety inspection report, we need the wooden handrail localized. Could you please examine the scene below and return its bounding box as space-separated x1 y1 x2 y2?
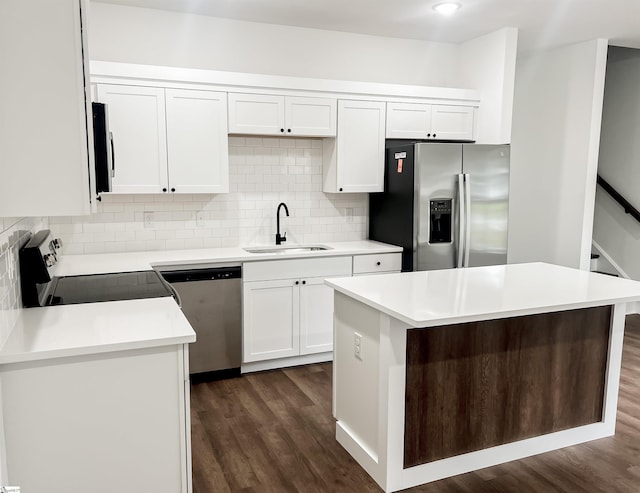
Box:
597 174 640 224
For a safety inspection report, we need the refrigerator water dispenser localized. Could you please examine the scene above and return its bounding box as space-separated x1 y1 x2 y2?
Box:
429 199 452 243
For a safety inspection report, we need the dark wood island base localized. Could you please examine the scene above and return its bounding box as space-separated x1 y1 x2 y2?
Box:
404 305 611 467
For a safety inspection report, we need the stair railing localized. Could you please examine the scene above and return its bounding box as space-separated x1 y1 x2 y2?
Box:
597 174 640 224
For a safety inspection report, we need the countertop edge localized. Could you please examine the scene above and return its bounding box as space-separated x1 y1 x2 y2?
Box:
0 334 196 366
326 264 640 327
329 282 640 327
55 240 403 276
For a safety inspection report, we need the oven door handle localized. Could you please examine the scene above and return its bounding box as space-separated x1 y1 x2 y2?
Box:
159 276 182 308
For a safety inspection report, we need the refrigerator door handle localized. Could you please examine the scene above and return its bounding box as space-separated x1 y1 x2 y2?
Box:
457 174 465 268
464 173 472 267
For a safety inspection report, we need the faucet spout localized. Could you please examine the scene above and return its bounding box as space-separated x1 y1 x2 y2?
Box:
276 202 290 245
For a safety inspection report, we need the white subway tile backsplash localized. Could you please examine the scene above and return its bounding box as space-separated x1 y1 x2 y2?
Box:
0 217 47 346
48 137 368 254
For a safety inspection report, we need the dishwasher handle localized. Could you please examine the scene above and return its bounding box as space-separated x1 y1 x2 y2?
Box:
159 266 242 283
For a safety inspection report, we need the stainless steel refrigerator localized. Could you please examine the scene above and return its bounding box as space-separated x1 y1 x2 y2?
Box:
369 142 510 271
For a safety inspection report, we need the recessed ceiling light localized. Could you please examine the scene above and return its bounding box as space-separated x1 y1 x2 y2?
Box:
433 2 462 16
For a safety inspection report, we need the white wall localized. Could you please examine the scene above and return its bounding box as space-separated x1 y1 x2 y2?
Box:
593 47 640 280
508 39 608 270
456 28 518 144
88 2 459 88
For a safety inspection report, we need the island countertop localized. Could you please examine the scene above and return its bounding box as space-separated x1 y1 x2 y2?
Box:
325 262 640 327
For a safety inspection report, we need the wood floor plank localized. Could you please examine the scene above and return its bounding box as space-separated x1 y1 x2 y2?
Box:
191 314 640 492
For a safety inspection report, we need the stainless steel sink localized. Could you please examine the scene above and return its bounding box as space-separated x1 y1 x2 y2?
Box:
243 245 332 254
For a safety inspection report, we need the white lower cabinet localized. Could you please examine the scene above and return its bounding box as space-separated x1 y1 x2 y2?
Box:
299 277 336 355
243 278 299 361
242 257 352 363
0 345 192 493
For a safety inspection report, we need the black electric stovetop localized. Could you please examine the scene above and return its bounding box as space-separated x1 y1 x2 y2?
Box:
47 270 173 306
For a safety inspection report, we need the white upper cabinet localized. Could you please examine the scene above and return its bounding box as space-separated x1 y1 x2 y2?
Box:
284 96 337 137
430 105 476 141
165 89 229 194
0 0 94 216
228 93 285 135
97 85 168 193
386 102 476 141
96 84 229 194
386 103 433 139
323 100 386 193
228 93 337 137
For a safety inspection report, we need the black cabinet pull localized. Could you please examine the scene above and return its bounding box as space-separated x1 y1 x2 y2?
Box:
280 128 285 133
171 187 176 192
376 261 381 266
302 280 306 285
339 187 343 192
162 187 167 192
427 133 431 137
433 133 437 138
295 281 299 285
287 129 292 133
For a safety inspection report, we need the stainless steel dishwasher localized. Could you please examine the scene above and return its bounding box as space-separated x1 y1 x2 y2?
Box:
159 265 242 382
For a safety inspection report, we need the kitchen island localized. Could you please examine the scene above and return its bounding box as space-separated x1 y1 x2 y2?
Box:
326 262 640 493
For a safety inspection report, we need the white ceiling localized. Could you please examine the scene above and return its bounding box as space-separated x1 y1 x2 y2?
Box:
96 0 640 52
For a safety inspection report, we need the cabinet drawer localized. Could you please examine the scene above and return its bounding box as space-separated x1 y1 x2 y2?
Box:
352 253 401 274
243 256 352 282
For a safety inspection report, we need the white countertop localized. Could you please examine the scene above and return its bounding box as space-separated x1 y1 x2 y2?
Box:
54 240 402 276
0 297 196 365
1 240 399 365
325 262 640 327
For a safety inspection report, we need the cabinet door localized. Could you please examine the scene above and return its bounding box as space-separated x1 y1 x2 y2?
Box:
334 100 386 193
228 93 285 135
0 0 93 217
299 277 337 355
243 279 300 363
430 105 476 141
386 102 432 139
1 345 189 492
97 84 168 193
285 96 337 137
165 89 229 193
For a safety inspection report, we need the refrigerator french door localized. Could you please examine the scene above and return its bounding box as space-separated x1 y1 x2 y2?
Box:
369 142 509 272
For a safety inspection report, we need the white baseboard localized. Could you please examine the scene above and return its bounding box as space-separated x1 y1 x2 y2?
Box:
241 352 332 374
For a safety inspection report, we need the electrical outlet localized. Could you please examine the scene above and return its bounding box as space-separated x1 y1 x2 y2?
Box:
196 211 205 227
354 332 362 360
143 212 155 229
345 207 354 223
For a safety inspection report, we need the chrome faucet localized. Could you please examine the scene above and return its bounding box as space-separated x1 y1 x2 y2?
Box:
276 202 289 245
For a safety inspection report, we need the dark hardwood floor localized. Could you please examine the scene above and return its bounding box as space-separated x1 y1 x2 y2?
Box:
191 315 640 492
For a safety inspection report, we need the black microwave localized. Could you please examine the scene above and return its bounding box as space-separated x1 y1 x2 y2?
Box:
92 102 114 194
